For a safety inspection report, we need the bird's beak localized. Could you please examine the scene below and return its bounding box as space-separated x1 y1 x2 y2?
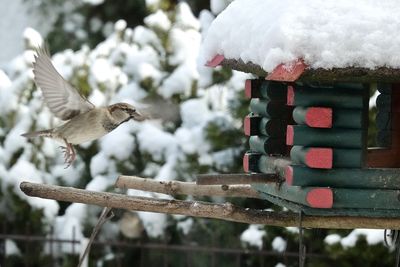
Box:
130 110 147 121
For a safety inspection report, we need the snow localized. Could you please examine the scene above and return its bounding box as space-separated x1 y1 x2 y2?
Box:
82 0 104 5
23 27 43 48
175 2 200 30
340 229 384 248
210 0 232 15
137 122 178 161
324 234 342 245
177 218 193 235
100 129 136 161
144 10 171 31
240 224 266 249
6 159 59 220
138 212 167 238
201 0 400 72
272 236 287 253
5 239 21 256
114 19 127 32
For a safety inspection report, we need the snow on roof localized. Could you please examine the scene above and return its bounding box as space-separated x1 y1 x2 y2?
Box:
200 0 400 72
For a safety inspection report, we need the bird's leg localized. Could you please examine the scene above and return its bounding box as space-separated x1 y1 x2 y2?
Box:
60 139 76 168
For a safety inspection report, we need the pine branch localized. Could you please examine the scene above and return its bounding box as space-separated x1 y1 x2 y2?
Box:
20 181 400 229
115 175 261 198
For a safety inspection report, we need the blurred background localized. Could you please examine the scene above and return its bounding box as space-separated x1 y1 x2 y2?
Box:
0 0 393 266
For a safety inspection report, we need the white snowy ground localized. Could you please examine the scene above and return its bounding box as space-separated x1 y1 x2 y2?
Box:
201 0 400 72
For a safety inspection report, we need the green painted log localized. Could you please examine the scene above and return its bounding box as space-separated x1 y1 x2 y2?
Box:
287 85 366 108
244 114 287 136
259 192 400 218
290 146 333 169
257 155 291 177
250 98 289 118
254 183 400 210
293 107 364 129
249 136 286 155
292 107 332 128
245 79 287 99
252 183 333 209
243 152 290 176
286 165 400 189
286 125 365 148
290 146 362 168
243 152 262 173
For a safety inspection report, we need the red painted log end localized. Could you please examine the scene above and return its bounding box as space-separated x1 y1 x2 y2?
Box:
305 148 333 169
243 153 250 172
305 107 333 128
245 79 252 99
266 59 307 82
244 116 251 136
286 125 294 145
306 188 333 208
284 166 293 186
205 54 225 67
287 85 295 106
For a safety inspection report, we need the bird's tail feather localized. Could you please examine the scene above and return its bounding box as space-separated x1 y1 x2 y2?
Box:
21 129 53 138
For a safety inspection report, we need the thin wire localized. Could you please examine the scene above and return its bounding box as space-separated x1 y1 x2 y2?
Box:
298 211 306 267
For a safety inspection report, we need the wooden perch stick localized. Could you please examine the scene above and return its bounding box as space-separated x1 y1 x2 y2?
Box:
115 175 261 198
20 181 400 229
196 173 279 185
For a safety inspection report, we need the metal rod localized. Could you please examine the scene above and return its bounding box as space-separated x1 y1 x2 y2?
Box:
196 173 281 185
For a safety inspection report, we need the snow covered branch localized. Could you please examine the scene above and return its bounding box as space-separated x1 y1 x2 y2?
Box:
115 175 261 198
20 181 400 229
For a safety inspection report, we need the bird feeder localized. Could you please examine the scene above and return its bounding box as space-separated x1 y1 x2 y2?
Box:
207 55 400 218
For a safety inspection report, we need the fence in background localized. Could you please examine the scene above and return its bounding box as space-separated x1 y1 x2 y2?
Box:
0 224 330 267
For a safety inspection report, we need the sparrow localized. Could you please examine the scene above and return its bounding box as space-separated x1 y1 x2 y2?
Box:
22 46 147 168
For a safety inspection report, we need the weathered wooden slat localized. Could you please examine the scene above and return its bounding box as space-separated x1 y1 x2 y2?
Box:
260 192 400 218
196 173 279 185
205 54 225 67
287 85 365 108
245 79 287 99
285 165 400 189
290 146 333 169
249 136 286 155
265 59 307 82
243 152 290 177
292 106 332 128
250 98 289 118
254 183 400 210
290 146 363 168
286 125 364 148
244 115 287 136
332 108 364 129
218 57 400 83
252 183 333 209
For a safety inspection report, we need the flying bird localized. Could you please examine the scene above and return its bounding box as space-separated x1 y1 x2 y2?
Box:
22 46 147 168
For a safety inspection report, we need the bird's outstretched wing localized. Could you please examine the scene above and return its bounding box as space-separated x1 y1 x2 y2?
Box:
32 45 94 120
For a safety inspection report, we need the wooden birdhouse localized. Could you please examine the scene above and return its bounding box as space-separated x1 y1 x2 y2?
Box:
207 54 400 218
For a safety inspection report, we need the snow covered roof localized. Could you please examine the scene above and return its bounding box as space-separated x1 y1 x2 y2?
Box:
201 0 400 81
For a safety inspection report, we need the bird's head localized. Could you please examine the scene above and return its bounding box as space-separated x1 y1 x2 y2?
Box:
108 103 147 123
